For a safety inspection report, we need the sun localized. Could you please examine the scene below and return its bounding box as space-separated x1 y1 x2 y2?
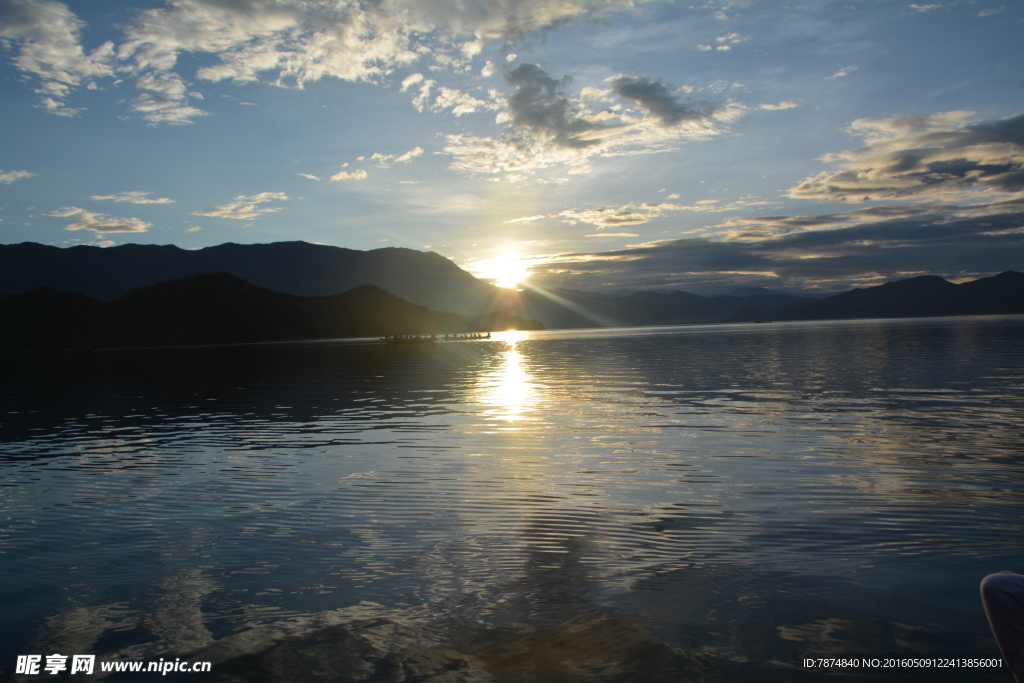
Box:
473 257 530 290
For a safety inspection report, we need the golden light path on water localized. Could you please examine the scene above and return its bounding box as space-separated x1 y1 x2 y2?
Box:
474 329 536 426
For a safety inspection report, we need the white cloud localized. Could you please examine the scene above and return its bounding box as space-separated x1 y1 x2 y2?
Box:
826 65 858 79
0 169 36 184
410 78 437 112
3 0 655 125
431 86 491 116
759 101 799 111
329 169 368 181
39 206 82 218
346 146 423 168
90 191 174 204
298 173 323 181
504 214 548 224
41 206 150 233
460 38 484 58
395 146 425 163
401 72 425 91
128 69 207 125
515 202 679 228
558 204 679 227
192 191 288 219
512 197 778 229
0 0 115 116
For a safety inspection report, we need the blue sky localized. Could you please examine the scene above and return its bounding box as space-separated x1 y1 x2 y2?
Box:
0 0 1021 294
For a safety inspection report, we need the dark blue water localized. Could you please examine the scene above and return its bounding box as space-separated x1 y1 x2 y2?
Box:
2 316 1022 681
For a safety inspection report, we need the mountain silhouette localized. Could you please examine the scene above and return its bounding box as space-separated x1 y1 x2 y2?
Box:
0 241 503 314
771 272 1024 321
0 242 1020 334
0 273 542 351
510 272 1023 327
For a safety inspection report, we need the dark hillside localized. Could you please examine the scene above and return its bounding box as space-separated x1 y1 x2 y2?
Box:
0 241 504 315
0 273 543 351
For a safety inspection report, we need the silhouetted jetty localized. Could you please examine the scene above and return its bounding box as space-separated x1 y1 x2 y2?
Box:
442 332 491 341
380 334 436 345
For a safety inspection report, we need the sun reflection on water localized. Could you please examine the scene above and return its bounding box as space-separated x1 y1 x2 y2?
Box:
476 331 536 425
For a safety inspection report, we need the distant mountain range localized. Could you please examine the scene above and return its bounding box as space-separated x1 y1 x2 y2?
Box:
0 273 542 351
1 241 1021 349
513 272 1024 328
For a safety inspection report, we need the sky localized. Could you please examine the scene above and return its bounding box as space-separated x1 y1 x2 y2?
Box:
0 0 1021 295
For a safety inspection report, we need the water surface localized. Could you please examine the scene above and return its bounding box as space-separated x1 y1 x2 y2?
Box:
2 316 1022 681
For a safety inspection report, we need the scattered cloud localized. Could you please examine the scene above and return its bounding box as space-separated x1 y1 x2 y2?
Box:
401 73 425 91
90 191 174 204
1 0 650 125
329 169 368 181
444 63 738 177
909 4 943 12
0 169 35 184
0 0 115 116
558 203 684 227
192 191 288 219
504 63 610 148
431 86 494 116
128 70 207 126
788 111 1024 203
41 206 150 233
759 101 799 111
714 32 743 51
715 203 1002 240
611 76 715 126
395 146 425 163
116 1 416 124
186 225 202 232
826 65 858 79
298 173 323 181
519 110 1024 292
504 214 548 224
527 200 1023 293
509 197 777 228
357 147 425 167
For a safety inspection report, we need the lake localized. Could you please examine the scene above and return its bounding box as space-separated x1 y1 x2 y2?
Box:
2 316 1022 682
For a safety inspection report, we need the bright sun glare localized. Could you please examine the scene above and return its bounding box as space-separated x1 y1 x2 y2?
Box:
475 257 529 290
